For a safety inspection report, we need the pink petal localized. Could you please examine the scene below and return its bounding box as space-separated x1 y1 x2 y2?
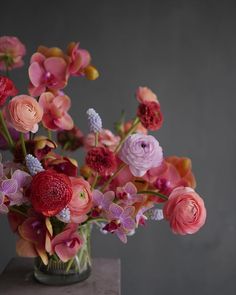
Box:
28 62 45 87
92 190 103 206
12 170 32 187
39 92 54 109
124 182 137 194
122 206 135 219
116 228 127 243
123 217 135 231
54 113 74 130
53 95 71 112
16 238 37 257
30 52 45 64
54 243 78 263
1 179 18 194
44 57 67 81
109 203 123 219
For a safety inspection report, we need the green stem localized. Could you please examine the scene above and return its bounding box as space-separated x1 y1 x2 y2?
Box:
47 129 52 140
86 217 107 225
9 206 28 217
20 133 27 158
101 163 127 192
115 117 140 153
92 173 99 189
66 258 74 273
137 190 168 201
0 110 14 149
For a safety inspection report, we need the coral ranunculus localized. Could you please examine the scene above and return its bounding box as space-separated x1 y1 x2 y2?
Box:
163 187 206 235
7 95 43 133
68 177 92 223
30 170 73 217
39 92 74 131
136 86 159 103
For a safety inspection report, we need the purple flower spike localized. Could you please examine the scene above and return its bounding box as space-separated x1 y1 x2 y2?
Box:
87 108 102 133
91 190 115 217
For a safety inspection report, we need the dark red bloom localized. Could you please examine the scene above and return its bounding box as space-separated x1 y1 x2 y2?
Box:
29 170 73 217
137 101 163 131
0 76 18 106
85 147 117 176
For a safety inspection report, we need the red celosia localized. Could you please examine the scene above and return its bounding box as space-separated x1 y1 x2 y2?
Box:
0 76 18 106
137 101 163 131
30 170 73 216
85 147 117 176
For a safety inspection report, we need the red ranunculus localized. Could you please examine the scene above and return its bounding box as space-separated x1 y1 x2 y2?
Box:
0 76 18 106
30 170 73 216
137 101 163 131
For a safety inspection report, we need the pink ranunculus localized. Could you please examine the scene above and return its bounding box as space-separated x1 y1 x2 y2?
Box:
39 92 73 131
84 129 120 151
68 177 93 223
119 134 163 177
28 52 68 96
163 187 207 235
0 36 26 71
136 86 159 103
7 95 43 133
51 227 83 262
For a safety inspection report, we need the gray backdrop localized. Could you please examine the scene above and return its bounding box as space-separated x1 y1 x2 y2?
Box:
0 0 235 294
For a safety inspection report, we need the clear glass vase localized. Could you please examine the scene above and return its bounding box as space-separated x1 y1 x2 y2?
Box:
34 224 92 285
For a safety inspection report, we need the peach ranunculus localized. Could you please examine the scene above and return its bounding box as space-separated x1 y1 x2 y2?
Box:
39 92 73 131
28 52 68 96
0 36 26 71
163 187 206 235
68 177 93 223
136 86 159 103
8 95 43 133
84 129 120 152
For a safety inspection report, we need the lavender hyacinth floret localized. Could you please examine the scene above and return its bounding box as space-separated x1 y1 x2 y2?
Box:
25 154 44 176
56 207 71 223
86 108 102 133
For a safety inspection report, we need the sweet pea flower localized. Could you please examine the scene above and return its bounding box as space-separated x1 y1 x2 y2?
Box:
0 36 26 71
28 52 68 96
84 129 120 152
163 187 207 235
39 92 73 131
51 226 83 262
116 182 143 205
119 134 163 177
91 190 115 217
68 177 93 223
7 95 43 133
104 203 136 243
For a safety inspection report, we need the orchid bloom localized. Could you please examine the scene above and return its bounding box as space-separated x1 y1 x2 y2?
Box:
104 203 136 243
39 92 74 131
116 182 143 205
51 226 83 262
91 190 115 217
28 52 68 96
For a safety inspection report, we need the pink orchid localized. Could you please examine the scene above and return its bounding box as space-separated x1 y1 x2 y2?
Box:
39 92 74 131
67 42 91 76
28 52 68 96
116 182 143 206
51 227 83 262
104 203 136 243
18 216 52 265
91 190 115 217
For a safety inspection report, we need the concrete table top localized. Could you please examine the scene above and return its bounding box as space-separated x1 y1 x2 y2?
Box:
0 257 121 295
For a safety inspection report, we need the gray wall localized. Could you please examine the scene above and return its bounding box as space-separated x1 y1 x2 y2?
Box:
0 0 235 294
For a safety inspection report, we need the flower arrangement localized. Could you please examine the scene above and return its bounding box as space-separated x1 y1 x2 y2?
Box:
0 36 206 284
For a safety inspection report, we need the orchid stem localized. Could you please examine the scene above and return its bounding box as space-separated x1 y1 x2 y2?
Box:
20 133 27 158
66 258 74 273
137 190 168 201
115 117 140 153
92 173 99 189
9 206 28 217
101 163 127 192
0 110 14 150
47 129 52 140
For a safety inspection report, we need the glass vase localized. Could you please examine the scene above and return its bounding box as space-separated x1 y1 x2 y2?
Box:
34 224 92 285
